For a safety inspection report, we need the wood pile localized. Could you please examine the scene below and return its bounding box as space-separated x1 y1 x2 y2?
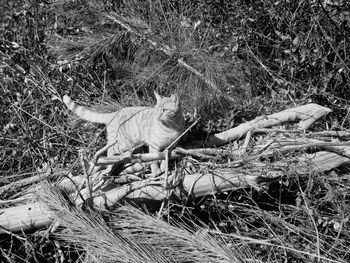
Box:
3 103 349 234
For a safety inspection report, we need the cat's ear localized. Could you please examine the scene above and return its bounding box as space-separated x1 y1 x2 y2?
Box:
154 91 162 103
170 93 180 105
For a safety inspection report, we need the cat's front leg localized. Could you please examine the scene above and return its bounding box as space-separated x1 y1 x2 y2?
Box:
149 148 162 176
150 162 162 176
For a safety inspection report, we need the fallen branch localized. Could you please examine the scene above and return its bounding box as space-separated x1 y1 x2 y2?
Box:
0 202 55 233
245 141 350 163
96 147 221 167
203 103 332 147
96 151 182 166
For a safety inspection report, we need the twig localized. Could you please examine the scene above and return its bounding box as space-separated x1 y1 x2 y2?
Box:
0 227 27 241
96 146 231 170
0 197 34 205
241 129 252 154
296 177 321 262
340 108 350 128
158 149 170 219
315 19 350 72
177 58 221 94
245 39 284 86
79 150 92 200
54 240 65 263
243 141 350 163
76 177 164 208
97 151 179 166
169 117 201 150
89 141 117 174
317 0 350 44
157 119 200 218
174 147 220 159
254 128 303 134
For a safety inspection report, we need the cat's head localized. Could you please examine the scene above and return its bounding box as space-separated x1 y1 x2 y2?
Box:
154 91 181 121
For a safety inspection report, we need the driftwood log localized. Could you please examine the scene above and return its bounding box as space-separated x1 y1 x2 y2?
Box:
2 103 345 234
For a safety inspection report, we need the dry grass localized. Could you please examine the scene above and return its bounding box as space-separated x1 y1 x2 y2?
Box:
1 0 350 262
38 182 253 263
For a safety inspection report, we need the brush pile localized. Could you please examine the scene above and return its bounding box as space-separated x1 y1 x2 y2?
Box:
1 0 350 262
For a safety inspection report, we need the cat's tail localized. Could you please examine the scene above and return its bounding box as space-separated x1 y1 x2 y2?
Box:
63 95 113 124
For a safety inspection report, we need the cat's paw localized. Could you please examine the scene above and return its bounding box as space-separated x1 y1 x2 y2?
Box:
150 162 163 177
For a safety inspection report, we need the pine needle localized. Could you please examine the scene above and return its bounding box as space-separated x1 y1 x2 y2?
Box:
38 181 253 263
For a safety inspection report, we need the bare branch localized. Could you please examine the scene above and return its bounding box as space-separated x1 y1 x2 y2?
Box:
203 103 332 147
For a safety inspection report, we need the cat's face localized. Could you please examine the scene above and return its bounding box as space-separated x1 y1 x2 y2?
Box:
154 92 181 121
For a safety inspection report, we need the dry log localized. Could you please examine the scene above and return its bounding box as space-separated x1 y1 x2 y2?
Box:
0 170 273 233
299 150 350 172
204 103 332 147
0 202 55 233
82 170 271 208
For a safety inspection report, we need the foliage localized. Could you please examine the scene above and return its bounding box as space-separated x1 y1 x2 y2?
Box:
1 0 350 262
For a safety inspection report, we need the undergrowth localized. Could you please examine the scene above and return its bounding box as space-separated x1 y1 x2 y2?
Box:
1 0 350 262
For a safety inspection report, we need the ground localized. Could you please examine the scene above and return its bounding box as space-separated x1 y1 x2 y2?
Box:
1 0 350 262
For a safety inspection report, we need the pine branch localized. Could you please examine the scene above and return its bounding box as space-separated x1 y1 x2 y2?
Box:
103 12 223 93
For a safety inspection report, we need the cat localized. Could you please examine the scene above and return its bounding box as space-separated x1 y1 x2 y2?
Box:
63 91 185 174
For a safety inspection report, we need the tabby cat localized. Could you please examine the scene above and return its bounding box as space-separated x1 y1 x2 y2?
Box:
63 92 185 174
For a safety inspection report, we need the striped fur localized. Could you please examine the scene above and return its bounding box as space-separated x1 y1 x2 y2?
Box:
63 92 185 173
